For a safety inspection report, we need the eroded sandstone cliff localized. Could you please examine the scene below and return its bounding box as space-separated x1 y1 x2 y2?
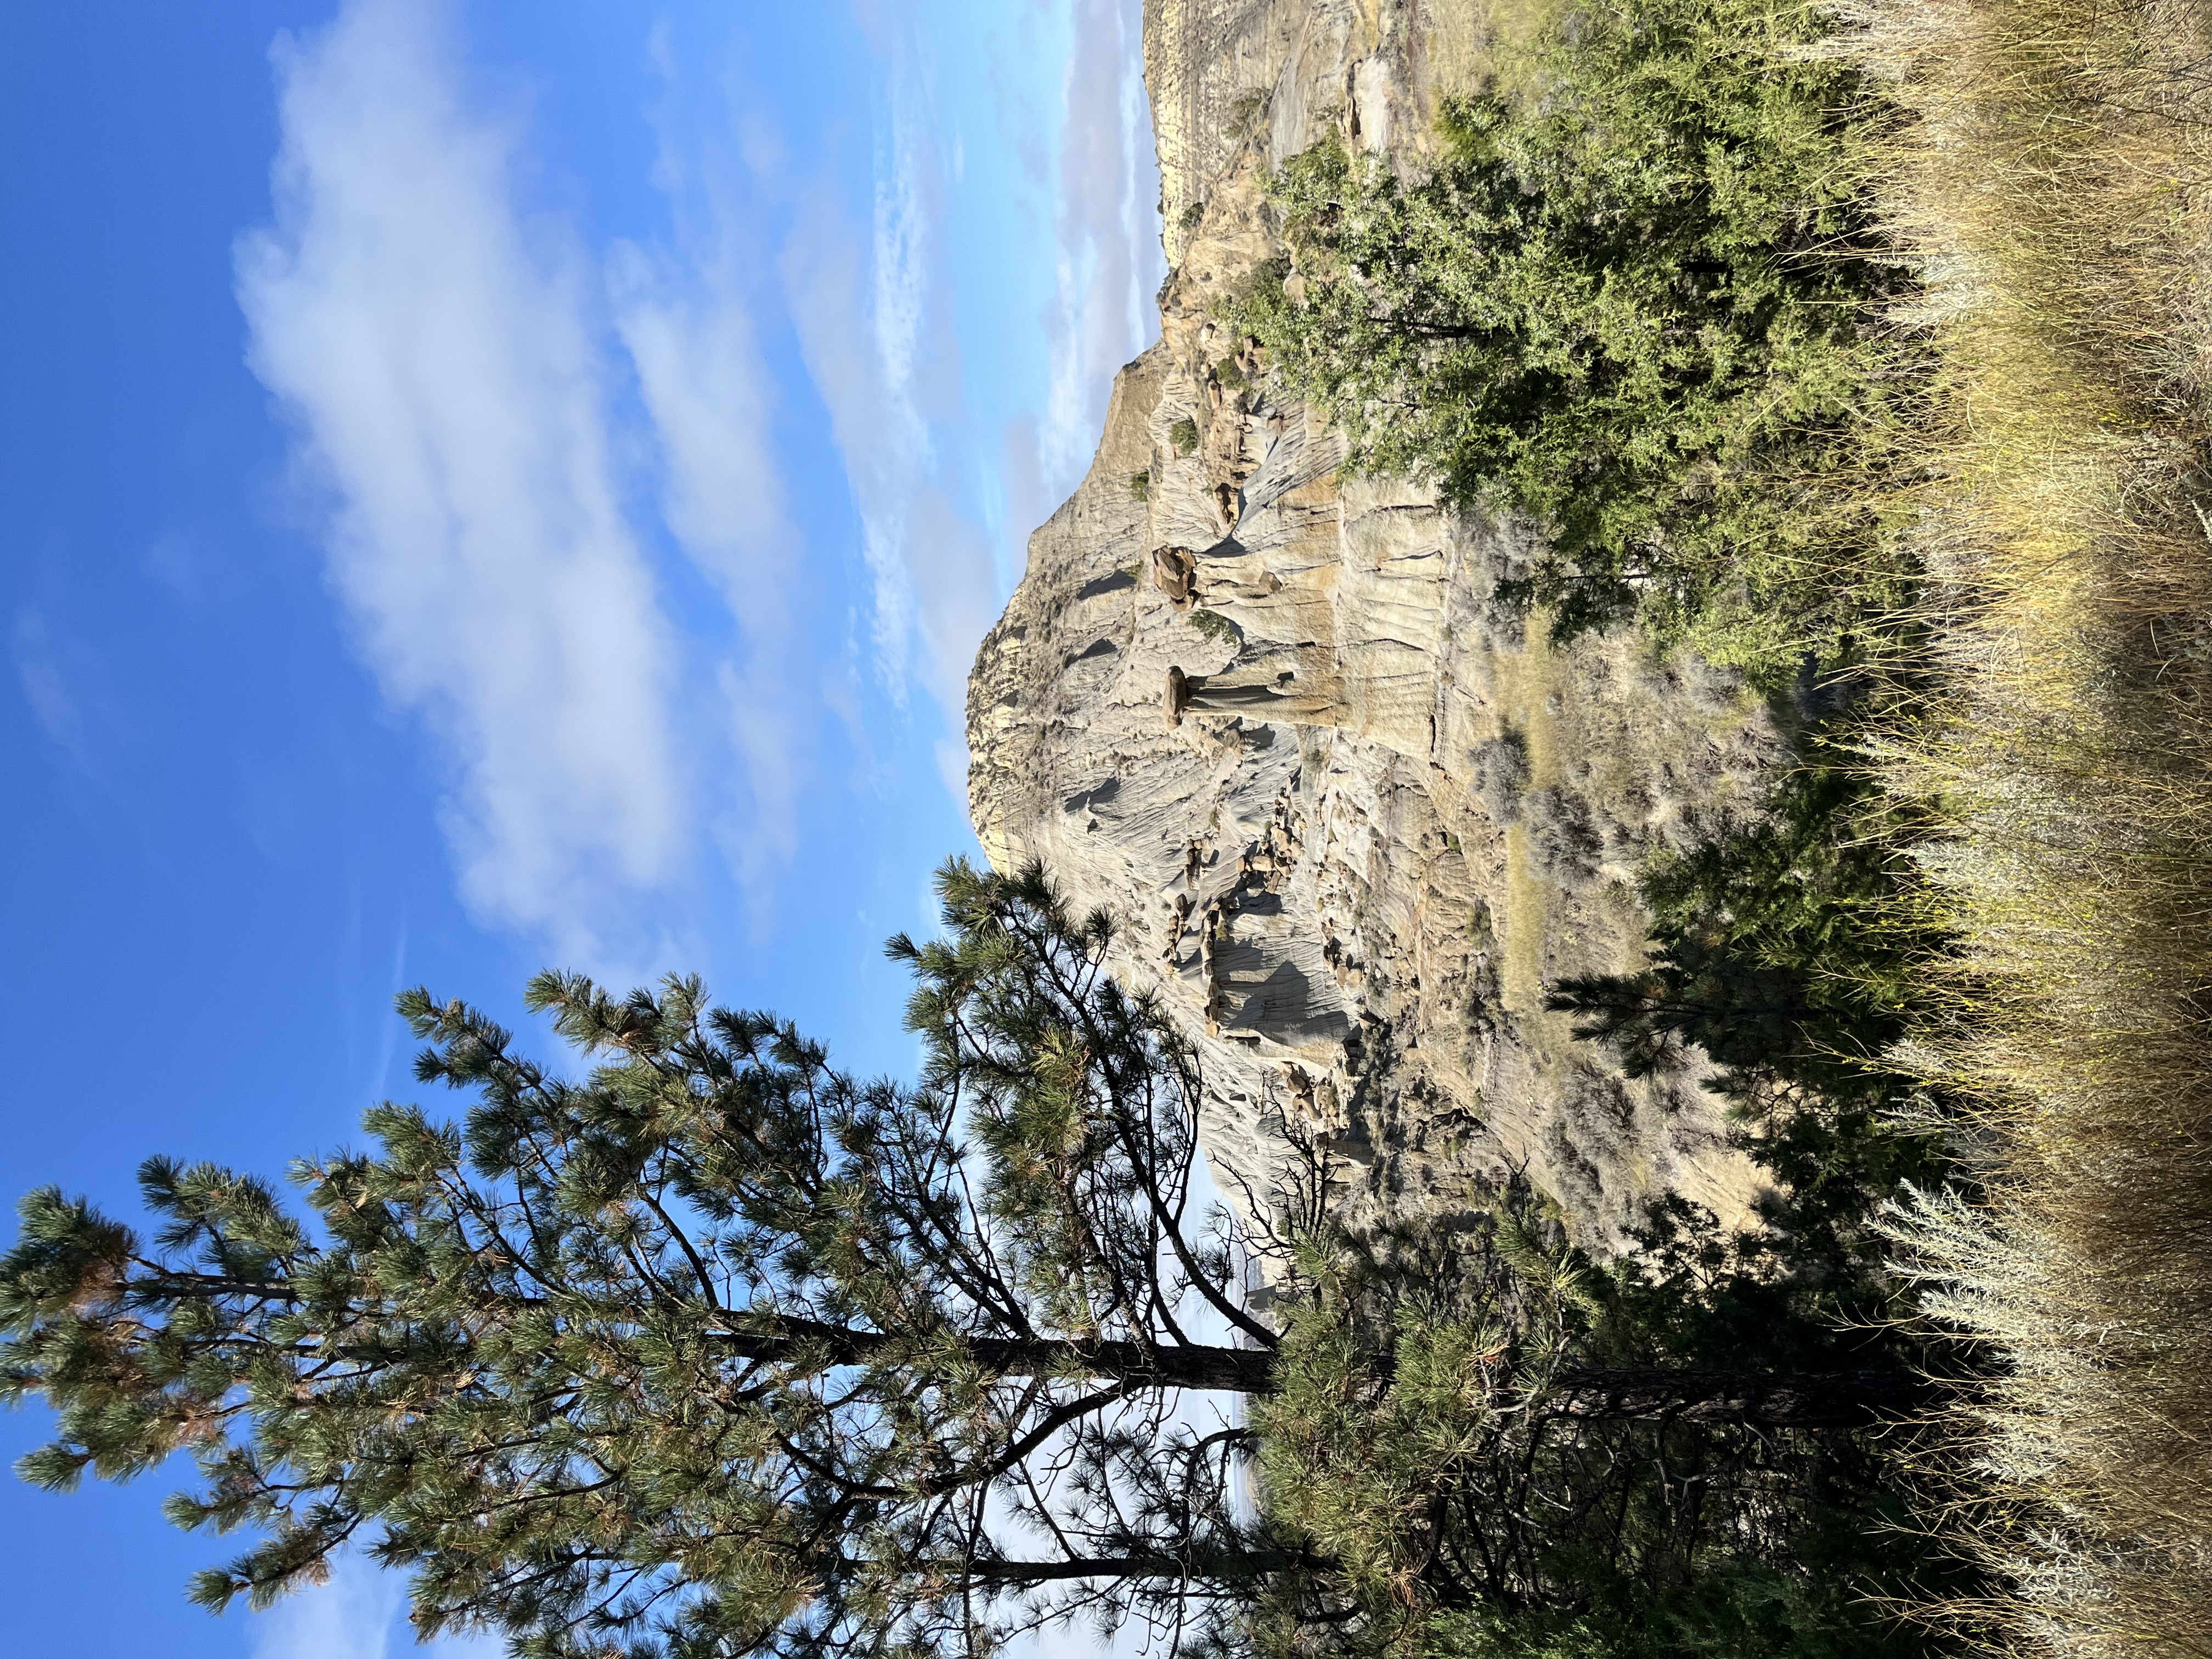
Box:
968 0 1786 1249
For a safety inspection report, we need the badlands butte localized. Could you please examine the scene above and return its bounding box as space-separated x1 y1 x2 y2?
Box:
968 0 1800 1249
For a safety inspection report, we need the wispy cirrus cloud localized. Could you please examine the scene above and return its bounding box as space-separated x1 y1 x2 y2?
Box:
236 0 684 962
1040 0 1164 495
11 606 121 785
780 87 997 755
780 3 1159 793
610 231 804 906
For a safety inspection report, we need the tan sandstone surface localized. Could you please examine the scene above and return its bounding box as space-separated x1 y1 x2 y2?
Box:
967 0 1786 1249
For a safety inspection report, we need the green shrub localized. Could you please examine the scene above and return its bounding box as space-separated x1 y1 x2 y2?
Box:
1188 607 1239 645
1169 415 1199 456
1551 755 1926 1102
1130 469 1152 503
1234 0 1924 665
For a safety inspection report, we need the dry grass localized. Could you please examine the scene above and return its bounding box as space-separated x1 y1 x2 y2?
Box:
1833 0 2212 1646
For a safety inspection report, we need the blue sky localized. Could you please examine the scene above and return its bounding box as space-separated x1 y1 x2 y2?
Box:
0 2 1160 1652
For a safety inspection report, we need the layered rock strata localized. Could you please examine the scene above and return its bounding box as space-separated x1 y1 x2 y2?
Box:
968 0 1786 1248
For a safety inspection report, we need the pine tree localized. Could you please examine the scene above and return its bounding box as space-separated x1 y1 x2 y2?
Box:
1 863 1299 1656
0 861 1927 1658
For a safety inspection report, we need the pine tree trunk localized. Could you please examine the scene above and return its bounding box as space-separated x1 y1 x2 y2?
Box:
710 1314 1927 1424
1548 1366 1931 1429
960 1547 1313 1585
707 1313 1276 1392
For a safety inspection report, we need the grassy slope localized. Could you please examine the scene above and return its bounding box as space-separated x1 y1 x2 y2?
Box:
1846 0 2212 1649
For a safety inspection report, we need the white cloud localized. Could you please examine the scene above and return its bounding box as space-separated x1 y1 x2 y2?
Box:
780 5 1156 795
871 93 934 465
11 607 114 780
236 0 685 961
609 235 804 902
230 0 1160 944
781 159 996 740
251 1551 501 1659
251 1554 398 1659
1039 0 1164 496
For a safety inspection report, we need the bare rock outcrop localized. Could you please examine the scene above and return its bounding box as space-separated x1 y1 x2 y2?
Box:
968 0 1784 1249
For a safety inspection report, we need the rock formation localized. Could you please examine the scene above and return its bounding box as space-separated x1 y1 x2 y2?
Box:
967 0 1787 1250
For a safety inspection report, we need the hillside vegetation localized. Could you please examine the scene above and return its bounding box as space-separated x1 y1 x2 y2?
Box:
1234 0 2212 1650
